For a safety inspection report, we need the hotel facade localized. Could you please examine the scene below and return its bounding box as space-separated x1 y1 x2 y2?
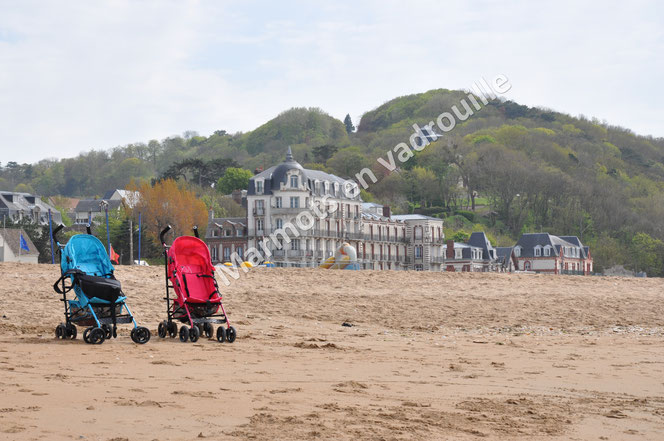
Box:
237 148 445 270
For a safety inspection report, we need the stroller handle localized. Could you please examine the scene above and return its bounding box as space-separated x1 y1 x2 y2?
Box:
193 226 199 238
160 225 172 246
52 223 65 244
86 224 92 235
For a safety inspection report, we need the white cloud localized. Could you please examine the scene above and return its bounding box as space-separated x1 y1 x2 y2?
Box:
0 0 662 164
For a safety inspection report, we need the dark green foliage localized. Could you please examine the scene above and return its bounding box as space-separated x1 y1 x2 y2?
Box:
344 114 355 134
312 144 339 163
160 158 239 187
455 210 476 223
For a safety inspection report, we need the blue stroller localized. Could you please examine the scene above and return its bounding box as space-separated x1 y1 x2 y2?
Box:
52 224 150 344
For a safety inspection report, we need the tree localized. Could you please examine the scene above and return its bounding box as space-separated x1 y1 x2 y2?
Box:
127 179 208 246
216 167 253 194
327 146 369 177
312 144 339 164
344 114 355 134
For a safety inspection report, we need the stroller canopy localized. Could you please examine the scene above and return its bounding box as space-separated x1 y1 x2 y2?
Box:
62 234 114 277
169 236 214 274
168 236 219 305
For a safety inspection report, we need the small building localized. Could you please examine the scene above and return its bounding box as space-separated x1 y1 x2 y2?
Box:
0 228 39 263
513 233 593 275
0 192 62 226
73 199 123 224
442 232 500 272
495 247 516 272
205 211 248 264
443 239 486 272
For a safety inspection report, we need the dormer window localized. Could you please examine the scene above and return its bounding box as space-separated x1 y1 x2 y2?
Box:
534 245 542 257
324 182 329 194
514 246 521 257
255 180 263 194
543 245 551 256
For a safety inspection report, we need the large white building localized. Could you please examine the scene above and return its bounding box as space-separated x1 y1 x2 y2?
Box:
245 148 444 270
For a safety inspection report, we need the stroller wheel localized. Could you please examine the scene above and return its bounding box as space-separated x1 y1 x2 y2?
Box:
189 326 200 343
83 327 92 343
203 323 213 339
226 326 237 343
179 326 189 342
65 323 77 340
101 324 112 340
131 326 151 344
158 321 167 338
55 323 65 339
87 327 105 345
168 322 178 338
216 326 226 343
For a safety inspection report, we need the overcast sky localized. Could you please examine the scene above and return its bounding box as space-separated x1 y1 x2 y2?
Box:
1 0 662 164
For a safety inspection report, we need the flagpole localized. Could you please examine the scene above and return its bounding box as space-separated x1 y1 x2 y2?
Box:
18 231 21 263
138 212 141 265
48 209 55 264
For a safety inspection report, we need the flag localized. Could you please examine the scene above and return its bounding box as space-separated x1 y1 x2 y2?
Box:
19 233 29 252
109 245 120 264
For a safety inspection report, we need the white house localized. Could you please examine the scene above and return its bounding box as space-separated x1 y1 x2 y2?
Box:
0 228 39 263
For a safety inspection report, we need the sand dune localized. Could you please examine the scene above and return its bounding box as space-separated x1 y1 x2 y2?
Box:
1 262 663 440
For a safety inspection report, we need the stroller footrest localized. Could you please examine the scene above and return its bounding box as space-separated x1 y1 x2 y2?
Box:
191 317 227 325
98 317 133 325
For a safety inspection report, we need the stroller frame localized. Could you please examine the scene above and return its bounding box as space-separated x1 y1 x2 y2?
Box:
52 224 150 344
158 225 236 343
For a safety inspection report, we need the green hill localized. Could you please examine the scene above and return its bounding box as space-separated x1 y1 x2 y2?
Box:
2 90 663 274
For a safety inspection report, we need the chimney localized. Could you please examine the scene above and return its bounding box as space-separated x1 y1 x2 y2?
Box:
382 206 391 218
231 190 242 205
446 240 455 259
208 209 214 222
254 166 264 175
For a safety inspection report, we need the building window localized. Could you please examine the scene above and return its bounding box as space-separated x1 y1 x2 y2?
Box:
414 226 423 240
290 175 298 188
290 197 299 208
291 239 299 250
255 180 263 193
415 264 423 271
544 246 551 256
275 197 282 208
256 218 264 232
534 246 541 257
455 249 462 259
276 218 283 229
524 261 531 271
236 228 243 236
514 246 521 257
223 247 231 260
237 247 244 258
211 246 218 261
415 245 423 258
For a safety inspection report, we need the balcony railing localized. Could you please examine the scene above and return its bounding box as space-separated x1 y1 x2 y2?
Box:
253 207 265 216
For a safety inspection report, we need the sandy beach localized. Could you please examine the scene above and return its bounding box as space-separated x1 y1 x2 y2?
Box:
1 262 663 440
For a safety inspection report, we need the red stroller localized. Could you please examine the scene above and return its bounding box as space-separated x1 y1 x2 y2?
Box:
157 225 236 343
